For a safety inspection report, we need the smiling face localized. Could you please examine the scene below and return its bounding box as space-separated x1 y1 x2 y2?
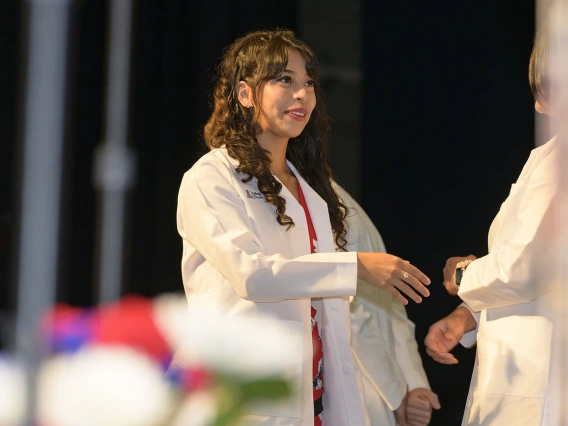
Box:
238 49 316 147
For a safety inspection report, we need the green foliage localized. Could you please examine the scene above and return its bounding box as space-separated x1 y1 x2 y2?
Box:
212 376 292 426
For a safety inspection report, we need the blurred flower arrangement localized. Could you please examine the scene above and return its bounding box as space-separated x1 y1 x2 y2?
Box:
0 293 301 426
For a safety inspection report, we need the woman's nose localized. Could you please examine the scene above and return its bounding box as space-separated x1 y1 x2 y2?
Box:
294 86 307 101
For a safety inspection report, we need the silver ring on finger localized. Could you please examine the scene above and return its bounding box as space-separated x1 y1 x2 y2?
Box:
402 272 409 281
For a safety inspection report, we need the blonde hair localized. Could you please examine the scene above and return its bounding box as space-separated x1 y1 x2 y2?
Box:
529 24 549 106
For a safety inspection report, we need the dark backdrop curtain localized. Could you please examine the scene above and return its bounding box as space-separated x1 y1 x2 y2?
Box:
0 0 22 349
361 1 535 424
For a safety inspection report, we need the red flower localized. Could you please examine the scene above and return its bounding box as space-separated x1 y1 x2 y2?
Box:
95 294 172 366
43 294 173 367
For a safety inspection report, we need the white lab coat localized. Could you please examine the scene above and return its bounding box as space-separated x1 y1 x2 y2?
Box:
176 147 370 426
458 136 559 426
334 183 431 426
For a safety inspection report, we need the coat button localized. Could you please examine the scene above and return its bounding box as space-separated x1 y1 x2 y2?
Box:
342 363 353 374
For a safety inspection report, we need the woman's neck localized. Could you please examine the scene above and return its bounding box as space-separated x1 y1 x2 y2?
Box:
257 135 290 175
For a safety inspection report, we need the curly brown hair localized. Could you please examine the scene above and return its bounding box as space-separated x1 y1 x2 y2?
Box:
206 28 348 250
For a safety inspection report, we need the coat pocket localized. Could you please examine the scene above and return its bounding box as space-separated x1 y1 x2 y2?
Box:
478 313 552 399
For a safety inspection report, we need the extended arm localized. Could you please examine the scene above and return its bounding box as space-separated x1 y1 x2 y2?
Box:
177 160 358 302
458 150 558 312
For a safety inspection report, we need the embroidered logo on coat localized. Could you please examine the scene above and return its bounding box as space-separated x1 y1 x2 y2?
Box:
245 190 264 200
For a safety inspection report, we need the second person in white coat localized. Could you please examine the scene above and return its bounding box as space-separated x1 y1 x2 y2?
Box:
424 24 560 426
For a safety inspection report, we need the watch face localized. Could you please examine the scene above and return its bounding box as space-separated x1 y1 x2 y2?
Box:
454 268 464 286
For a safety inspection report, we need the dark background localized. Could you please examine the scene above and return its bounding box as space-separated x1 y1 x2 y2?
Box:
0 0 537 424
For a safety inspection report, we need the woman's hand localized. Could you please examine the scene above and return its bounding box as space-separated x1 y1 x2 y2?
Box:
442 254 477 296
357 252 431 305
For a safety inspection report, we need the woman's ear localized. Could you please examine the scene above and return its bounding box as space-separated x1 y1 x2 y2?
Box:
237 81 253 108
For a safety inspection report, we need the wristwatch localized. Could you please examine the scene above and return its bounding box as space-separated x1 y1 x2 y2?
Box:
454 259 473 287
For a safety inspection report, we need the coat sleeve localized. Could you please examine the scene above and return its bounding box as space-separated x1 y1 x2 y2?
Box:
458 148 558 312
176 158 357 302
350 294 407 411
390 301 430 390
458 302 480 348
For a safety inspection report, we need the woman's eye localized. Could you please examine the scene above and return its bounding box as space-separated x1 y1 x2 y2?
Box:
275 76 315 87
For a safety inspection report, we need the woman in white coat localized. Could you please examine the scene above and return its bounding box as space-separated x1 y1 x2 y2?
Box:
202 116 440 426
177 29 431 426
424 26 559 426
335 183 441 426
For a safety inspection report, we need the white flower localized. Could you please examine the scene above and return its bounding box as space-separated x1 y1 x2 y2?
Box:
176 302 303 379
152 292 191 351
38 346 176 426
0 356 26 426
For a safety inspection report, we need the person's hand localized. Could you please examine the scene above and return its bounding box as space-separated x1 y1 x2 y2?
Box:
403 388 441 426
394 392 408 426
357 252 431 305
424 306 476 364
442 254 476 295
